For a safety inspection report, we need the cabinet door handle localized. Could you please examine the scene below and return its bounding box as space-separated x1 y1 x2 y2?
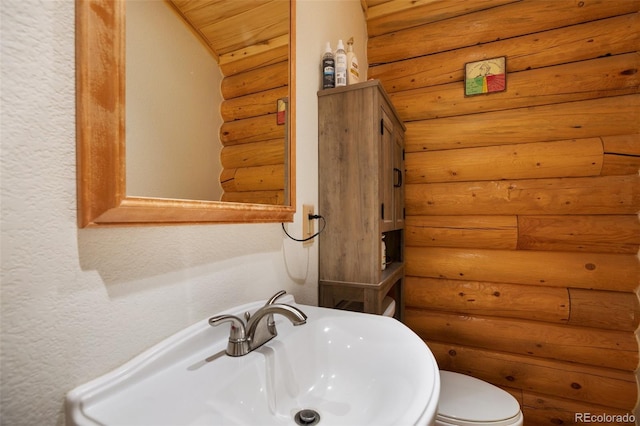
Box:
393 168 403 188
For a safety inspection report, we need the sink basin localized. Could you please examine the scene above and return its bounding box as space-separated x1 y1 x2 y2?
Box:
66 295 440 425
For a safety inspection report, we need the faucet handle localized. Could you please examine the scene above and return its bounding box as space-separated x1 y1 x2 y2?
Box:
209 315 246 339
208 315 249 357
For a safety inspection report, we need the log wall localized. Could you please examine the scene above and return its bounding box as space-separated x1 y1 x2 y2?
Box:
218 27 289 204
366 0 640 423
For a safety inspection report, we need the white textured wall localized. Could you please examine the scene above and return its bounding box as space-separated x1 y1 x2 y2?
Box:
0 0 366 425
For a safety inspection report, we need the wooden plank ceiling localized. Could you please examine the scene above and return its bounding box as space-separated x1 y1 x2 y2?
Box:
168 0 288 64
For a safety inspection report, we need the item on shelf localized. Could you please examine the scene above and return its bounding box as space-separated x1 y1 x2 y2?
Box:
346 37 359 85
381 234 387 271
322 42 335 89
334 39 347 87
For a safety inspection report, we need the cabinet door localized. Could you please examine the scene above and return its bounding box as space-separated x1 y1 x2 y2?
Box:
380 107 395 232
393 130 405 229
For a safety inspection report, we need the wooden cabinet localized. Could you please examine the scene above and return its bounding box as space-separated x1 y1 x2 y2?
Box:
318 80 406 321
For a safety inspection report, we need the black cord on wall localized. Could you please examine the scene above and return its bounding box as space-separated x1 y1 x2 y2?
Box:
281 214 326 242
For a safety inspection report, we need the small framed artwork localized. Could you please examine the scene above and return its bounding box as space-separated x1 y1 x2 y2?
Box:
464 56 506 96
276 98 287 125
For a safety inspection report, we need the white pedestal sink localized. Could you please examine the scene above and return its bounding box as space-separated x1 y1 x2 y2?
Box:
66 295 440 425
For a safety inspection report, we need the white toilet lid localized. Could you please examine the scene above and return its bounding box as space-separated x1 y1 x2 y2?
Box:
437 371 521 425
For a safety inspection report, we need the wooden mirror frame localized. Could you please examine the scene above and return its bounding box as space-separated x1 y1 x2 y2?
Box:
76 0 296 227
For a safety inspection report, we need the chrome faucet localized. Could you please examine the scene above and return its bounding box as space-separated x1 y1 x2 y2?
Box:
209 291 307 357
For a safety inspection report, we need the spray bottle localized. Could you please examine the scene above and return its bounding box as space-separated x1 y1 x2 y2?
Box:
322 42 335 89
334 39 347 87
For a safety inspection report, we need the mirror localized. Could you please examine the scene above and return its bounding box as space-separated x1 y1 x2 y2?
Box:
76 0 296 227
125 0 225 202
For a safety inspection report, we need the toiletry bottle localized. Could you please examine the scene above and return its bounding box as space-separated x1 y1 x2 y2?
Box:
381 235 387 271
322 42 335 89
346 37 360 85
334 39 347 87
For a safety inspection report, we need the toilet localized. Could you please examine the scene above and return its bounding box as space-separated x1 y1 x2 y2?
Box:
435 371 523 426
380 298 524 426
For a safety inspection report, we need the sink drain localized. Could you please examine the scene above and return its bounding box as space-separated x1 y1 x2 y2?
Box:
294 409 321 425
